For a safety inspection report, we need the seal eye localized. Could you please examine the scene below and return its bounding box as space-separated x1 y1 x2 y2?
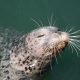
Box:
37 34 44 38
58 29 60 31
54 29 60 33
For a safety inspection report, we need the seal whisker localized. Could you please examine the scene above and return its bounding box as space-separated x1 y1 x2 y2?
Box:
69 41 80 56
52 19 56 26
69 35 80 38
68 28 80 55
71 41 80 50
37 18 43 27
54 54 58 64
31 18 41 27
70 30 80 35
57 49 62 58
68 43 74 53
64 25 70 32
49 55 53 70
65 27 68 32
50 14 56 26
69 42 79 56
70 41 80 49
50 14 53 26
69 38 80 48
47 14 56 26
37 19 44 27
70 39 80 44
68 27 74 33
53 46 58 64
72 43 79 56
47 16 51 26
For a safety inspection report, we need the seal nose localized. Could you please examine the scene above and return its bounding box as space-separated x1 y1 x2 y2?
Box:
61 32 69 43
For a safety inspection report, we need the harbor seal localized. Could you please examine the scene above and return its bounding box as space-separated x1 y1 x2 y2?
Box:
10 26 69 77
0 26 79 80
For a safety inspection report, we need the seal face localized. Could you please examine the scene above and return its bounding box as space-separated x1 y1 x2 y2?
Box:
10 26 69 77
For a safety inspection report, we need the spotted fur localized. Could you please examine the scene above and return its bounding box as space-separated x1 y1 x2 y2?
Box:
0 26 69 80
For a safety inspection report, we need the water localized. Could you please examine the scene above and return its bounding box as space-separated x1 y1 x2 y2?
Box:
0 0 80 80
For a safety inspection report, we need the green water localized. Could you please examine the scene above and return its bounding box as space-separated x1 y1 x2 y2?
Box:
0 0 80 80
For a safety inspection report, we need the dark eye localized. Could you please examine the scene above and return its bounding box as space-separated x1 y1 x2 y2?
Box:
37 34 44 38
58 28 60 31
54 29 60 33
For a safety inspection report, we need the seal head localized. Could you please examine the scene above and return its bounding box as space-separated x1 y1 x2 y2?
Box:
10 26 69 77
